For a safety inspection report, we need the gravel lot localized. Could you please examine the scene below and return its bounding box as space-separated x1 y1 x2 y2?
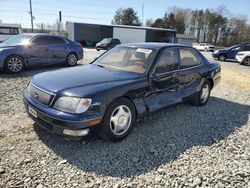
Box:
0 49 249 188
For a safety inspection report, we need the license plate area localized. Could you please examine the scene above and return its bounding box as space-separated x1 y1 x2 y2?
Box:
28 106 37 118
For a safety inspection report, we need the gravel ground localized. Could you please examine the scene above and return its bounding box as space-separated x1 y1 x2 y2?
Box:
0 49 249 188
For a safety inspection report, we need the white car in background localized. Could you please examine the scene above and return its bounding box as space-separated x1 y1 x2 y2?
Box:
193 43 215 52
236 51 250 66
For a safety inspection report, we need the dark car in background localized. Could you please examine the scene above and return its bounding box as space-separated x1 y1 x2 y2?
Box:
23 43 221 142
212 43 250 61
96 38 121 51
0 33 83 73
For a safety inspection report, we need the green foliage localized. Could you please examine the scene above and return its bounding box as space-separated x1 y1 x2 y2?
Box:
112 8 141 26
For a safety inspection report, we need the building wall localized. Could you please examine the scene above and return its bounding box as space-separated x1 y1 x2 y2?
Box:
177 38 196 46
113 27 146 43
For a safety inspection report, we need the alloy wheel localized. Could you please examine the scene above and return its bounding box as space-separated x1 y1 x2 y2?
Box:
110 105 132 136
7 57 23 73
67 54 77 66
244 57 250 66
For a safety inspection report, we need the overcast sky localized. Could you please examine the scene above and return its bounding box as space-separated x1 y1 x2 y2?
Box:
0 0 249 28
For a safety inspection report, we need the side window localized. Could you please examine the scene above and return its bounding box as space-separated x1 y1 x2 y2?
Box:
48 36 66 45
179 48 202 69
154 48 179 74
32 36 50 45
243 45 250 51
32 36 66 45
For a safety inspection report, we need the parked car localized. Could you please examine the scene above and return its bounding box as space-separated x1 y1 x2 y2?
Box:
193 43 215 52
96 38 121 51
0 33 83 73
212 43 250 61
236 51 250 66
23 43 221 142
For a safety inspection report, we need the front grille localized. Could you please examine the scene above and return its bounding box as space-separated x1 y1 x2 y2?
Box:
28 84 55 106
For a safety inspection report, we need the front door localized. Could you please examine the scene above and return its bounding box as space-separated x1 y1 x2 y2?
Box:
145 47 180 111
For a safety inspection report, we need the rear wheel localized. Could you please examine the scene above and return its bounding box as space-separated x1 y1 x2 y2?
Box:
190 81 211 106
5 55 24 73
243 57 250 66
218 54 226 61
98 98 136 142
66 53 78 66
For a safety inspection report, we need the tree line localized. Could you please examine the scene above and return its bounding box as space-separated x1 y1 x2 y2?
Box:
112 6 250 47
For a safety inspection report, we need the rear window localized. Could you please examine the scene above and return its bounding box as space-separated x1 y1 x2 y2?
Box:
179 48 202 69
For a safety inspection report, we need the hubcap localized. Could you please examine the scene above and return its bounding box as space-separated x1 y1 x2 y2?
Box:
200 84 210 103
244 58 250 66
68 54 77 65
219 55 225 61
8 57 23 72
110 105 132 136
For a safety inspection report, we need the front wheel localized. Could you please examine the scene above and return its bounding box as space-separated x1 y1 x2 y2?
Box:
5 55 24 73
243 57 250 66
98 98 136 142
66 53 78 66
190 81 211 106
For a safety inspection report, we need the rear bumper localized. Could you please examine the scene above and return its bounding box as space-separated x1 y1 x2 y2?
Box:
23 91 102 140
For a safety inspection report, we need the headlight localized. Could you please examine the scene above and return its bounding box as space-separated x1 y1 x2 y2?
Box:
237 53 244 56
54 97 92 114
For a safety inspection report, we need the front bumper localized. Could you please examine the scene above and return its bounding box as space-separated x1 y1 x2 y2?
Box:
235 56 244 63
23 91 102 140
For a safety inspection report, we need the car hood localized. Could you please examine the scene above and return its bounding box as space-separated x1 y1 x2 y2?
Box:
31 64 145 95
0 43 19 49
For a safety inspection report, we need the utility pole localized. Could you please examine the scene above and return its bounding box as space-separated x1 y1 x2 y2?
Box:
59 11 62 35
29 0 34 32
141 2 144 26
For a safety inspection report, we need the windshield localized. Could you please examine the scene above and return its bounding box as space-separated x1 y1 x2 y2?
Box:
2 35 33 45
94 46 157 74
100 38 112 43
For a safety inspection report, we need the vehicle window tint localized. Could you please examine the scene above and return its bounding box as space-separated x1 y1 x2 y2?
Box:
32 36 66 45
179 48 202 69
32 36 50 45
154 48 178 74
48 36 66 45
232 46 241 51
243 45 250 51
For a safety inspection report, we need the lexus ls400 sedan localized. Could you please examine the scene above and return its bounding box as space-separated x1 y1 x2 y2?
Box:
0 33 83 73
23 43 221 142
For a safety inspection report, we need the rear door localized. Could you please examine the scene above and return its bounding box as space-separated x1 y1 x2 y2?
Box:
177 47 203 99
145 47 180 111
44 36 68 63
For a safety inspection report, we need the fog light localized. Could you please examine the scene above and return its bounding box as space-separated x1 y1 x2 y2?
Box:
63 129 89 136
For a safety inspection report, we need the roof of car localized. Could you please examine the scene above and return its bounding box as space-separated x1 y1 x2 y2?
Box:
120 42 190 49
20 33 64 38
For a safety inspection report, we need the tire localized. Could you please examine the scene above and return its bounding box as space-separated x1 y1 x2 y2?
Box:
5 55 24 73
190 81 211 106
66 53 78 66
242 57 250 66
98 98 136 142
218 54 226 61
96 48 100 51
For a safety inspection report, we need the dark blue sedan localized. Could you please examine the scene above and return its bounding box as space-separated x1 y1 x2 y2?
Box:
0 33 83 73
23 43 221 141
